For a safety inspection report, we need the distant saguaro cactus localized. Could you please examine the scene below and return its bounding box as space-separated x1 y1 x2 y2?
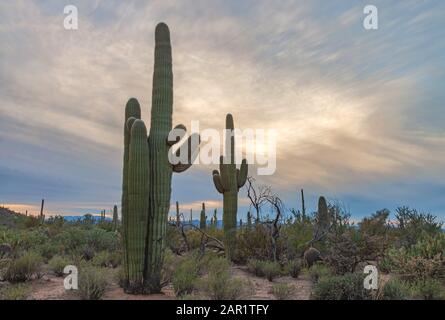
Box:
200 203 206 229
317 196 330 233
121 23 200 294
176 201 180 227
247 211 252 228
212 114 248 260
113 205 119 230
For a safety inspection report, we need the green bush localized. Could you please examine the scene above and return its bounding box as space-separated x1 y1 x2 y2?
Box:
411 278 443 300
0 283 28 300
247 259 281 281
309 263 332 283
78 265 107 300
199 257 252 300
172 255 199 296
91 250 121 268
48 255 71 277
312 272 371 300
272 283 295 300
381 278 409 300
4 251 43 282
286 259 302 278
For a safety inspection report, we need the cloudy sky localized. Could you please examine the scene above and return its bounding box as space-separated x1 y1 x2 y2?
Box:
1 0 444 222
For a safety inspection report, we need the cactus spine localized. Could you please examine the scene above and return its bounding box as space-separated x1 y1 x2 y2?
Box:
212 114 248 260
200 203 206 229
121 23 199 294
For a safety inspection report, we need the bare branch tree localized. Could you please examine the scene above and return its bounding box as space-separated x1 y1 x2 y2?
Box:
245 176 271 223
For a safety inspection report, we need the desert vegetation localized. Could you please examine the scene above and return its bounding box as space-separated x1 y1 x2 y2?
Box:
0 22 444 301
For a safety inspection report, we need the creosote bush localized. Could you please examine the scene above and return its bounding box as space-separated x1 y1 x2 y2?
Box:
172 255 199 296
4 251 43 282
48 255 71 277
309 263 332 283
272 283 295 300
286 259 302 278
78 265 107 300
312 272 371 300
247 259 281 281
380 278 409 300
199 257 252 300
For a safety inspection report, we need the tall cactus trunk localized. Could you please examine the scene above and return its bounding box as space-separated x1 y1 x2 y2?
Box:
144 23 174 293
126 120 150 293
121 98 141 288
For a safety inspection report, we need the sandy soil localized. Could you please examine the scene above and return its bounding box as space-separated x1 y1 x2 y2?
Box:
24 265 313 300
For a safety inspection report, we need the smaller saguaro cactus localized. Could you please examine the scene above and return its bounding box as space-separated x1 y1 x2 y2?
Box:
213 209 218 228
190 209 193 223
247 211 252 228
200 203 206 229
317 196 330 233
113 205 119 230
176 201 180 227
212 114 248 260
40 199 45 224
301 189 306 220
239 219 243 228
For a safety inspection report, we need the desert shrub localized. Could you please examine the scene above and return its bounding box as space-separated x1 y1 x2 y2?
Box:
24 216 41 229
166 225 184 254
312 272 371 300
383 233 444 281
199 257 252 300
394 207 442 247
380 278 410 300
48 255 71 277
172 255 199 296
36 243 62 262
262 261 281 281
286 259 302 278
309 263 332 283
235 225 285 263
91 250 121 268
4 251 43 282
78 265 107 300
282 217 314 259
161 249 179 285
0 283 28 300
272 283 295 300
326 232 359 274
411 278 443 300
247 259 281 281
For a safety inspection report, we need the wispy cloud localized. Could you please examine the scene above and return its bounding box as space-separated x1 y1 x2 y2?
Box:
1 0 444 220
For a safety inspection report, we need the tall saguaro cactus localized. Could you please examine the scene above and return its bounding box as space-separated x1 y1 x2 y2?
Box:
316 196 330 234
121 23 199 294
212 114 248 260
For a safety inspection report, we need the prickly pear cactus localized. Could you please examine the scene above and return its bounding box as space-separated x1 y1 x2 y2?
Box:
212 114 248 260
